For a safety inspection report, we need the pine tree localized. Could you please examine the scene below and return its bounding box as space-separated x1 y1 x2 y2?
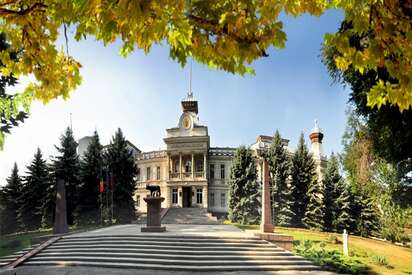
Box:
268 130 294 226
39 172 55 228
356 195 378 237
18 148 49 230
0 163 23 234
228 146 260 225
105 128 136 224
323 153 341 231
290 133 315 227
334 181 353 232
303 177 324 230
50 127 80 225
75 131 103 225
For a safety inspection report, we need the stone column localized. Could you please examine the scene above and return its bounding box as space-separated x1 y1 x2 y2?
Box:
53 179 68 235
178 186 183 207
167 154 170 180
203 152 207 178
261 160 273 233
191 153 195 178
203 185 208 209
179 153 182 179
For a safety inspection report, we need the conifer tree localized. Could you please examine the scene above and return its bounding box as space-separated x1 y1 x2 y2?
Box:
268 130 294 226
39 175 55 228
323 153 341 231
303 177 324 230
50 127 80 225
18 148 49 230
334 181 353 232
228 146 260 225
0 163 23 234
290 133 315 227
356 195 378 237
75 131 103 225
105 128 136 224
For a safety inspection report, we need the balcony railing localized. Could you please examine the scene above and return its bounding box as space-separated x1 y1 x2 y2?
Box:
195 171 204 178
168 171 206 180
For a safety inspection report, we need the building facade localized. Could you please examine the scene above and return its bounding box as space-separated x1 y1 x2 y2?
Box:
134 93 327 215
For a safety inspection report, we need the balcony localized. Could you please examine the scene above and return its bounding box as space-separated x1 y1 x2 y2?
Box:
168 171 206 180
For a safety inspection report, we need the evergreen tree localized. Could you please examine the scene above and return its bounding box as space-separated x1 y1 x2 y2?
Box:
290 133 315 227
323 153 341 231
303 177 324 230
39 172 56 228
105 128 136 224
50 127 80 225
18 148 49 230
75 131 103 225
0 163 23 234
356 195 378 237
228 146 260 225
334 181 353 232
268 130 294 226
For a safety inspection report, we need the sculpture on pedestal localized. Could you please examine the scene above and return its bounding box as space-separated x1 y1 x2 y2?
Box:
141 185 166 232
53 179 68 234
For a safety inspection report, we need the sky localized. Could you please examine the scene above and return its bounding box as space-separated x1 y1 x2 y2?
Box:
0 10 349 185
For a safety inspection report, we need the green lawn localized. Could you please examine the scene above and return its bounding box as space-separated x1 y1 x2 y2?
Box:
0 224 106 258
229 223 412 275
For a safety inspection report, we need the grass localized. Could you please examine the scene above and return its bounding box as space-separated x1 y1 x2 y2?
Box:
227 222 412 275
0 224 107 258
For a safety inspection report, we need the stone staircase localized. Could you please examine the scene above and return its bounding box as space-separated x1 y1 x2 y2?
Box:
19 234 322 272
161 207 220 224
0 243 39 268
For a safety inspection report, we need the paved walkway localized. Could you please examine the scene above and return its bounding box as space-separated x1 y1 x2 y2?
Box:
72 224 250 238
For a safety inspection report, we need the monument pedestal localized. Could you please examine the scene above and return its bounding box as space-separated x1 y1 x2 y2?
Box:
254 232 293 251
141 196 166 232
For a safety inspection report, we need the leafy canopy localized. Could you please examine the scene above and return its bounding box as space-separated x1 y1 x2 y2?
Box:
0 0 411 148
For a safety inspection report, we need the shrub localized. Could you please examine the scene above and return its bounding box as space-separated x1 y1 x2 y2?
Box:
371 255 389 267
295 240 368 274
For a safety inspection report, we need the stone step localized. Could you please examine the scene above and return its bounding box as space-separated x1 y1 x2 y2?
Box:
53 240 273 247
41 247 288 255
36 251 300 260
23 260 321 271
46 243 283 251
26 256 314 266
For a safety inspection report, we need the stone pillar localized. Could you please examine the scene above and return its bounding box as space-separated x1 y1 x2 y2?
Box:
203 152 207 178
203 185 208 208
167 154 170 180
141 196 166 232
179 153 182 179
191 153 195 178
261 160 273 233
178 186 183 207
53 179 68 235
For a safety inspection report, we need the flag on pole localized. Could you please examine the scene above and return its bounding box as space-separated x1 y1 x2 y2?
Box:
99 178 105 193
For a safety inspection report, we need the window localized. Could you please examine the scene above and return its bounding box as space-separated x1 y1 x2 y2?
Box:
156 166 160 180
174 161 179 173
196 159 203 172
220 164 225 179
172 188 178 204
196 188 203 204
136 168 141 181
210 193 215 207
221 193 226 207
136 195 140 207
210 164 215 179
146 167 151 181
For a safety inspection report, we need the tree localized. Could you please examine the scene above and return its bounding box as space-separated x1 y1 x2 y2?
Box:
267 130 294 227
303 177 324 230
1 1 410 148
18 148 49 230
228 146 260 225
105 128 136 224
290 133 315 227
355 195 378 237
323 153 341 232
0 163 23 234
0 32 28 149
50 127 80 225
323 22 412 174
75 131 103 225
334 181 354 233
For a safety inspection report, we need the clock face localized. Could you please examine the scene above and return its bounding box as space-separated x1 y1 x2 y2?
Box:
182 116 191 129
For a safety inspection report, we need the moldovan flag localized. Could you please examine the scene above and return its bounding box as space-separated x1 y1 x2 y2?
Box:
99 178 105 193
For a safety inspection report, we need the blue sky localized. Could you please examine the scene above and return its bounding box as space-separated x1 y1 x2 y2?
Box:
0 9 348 184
